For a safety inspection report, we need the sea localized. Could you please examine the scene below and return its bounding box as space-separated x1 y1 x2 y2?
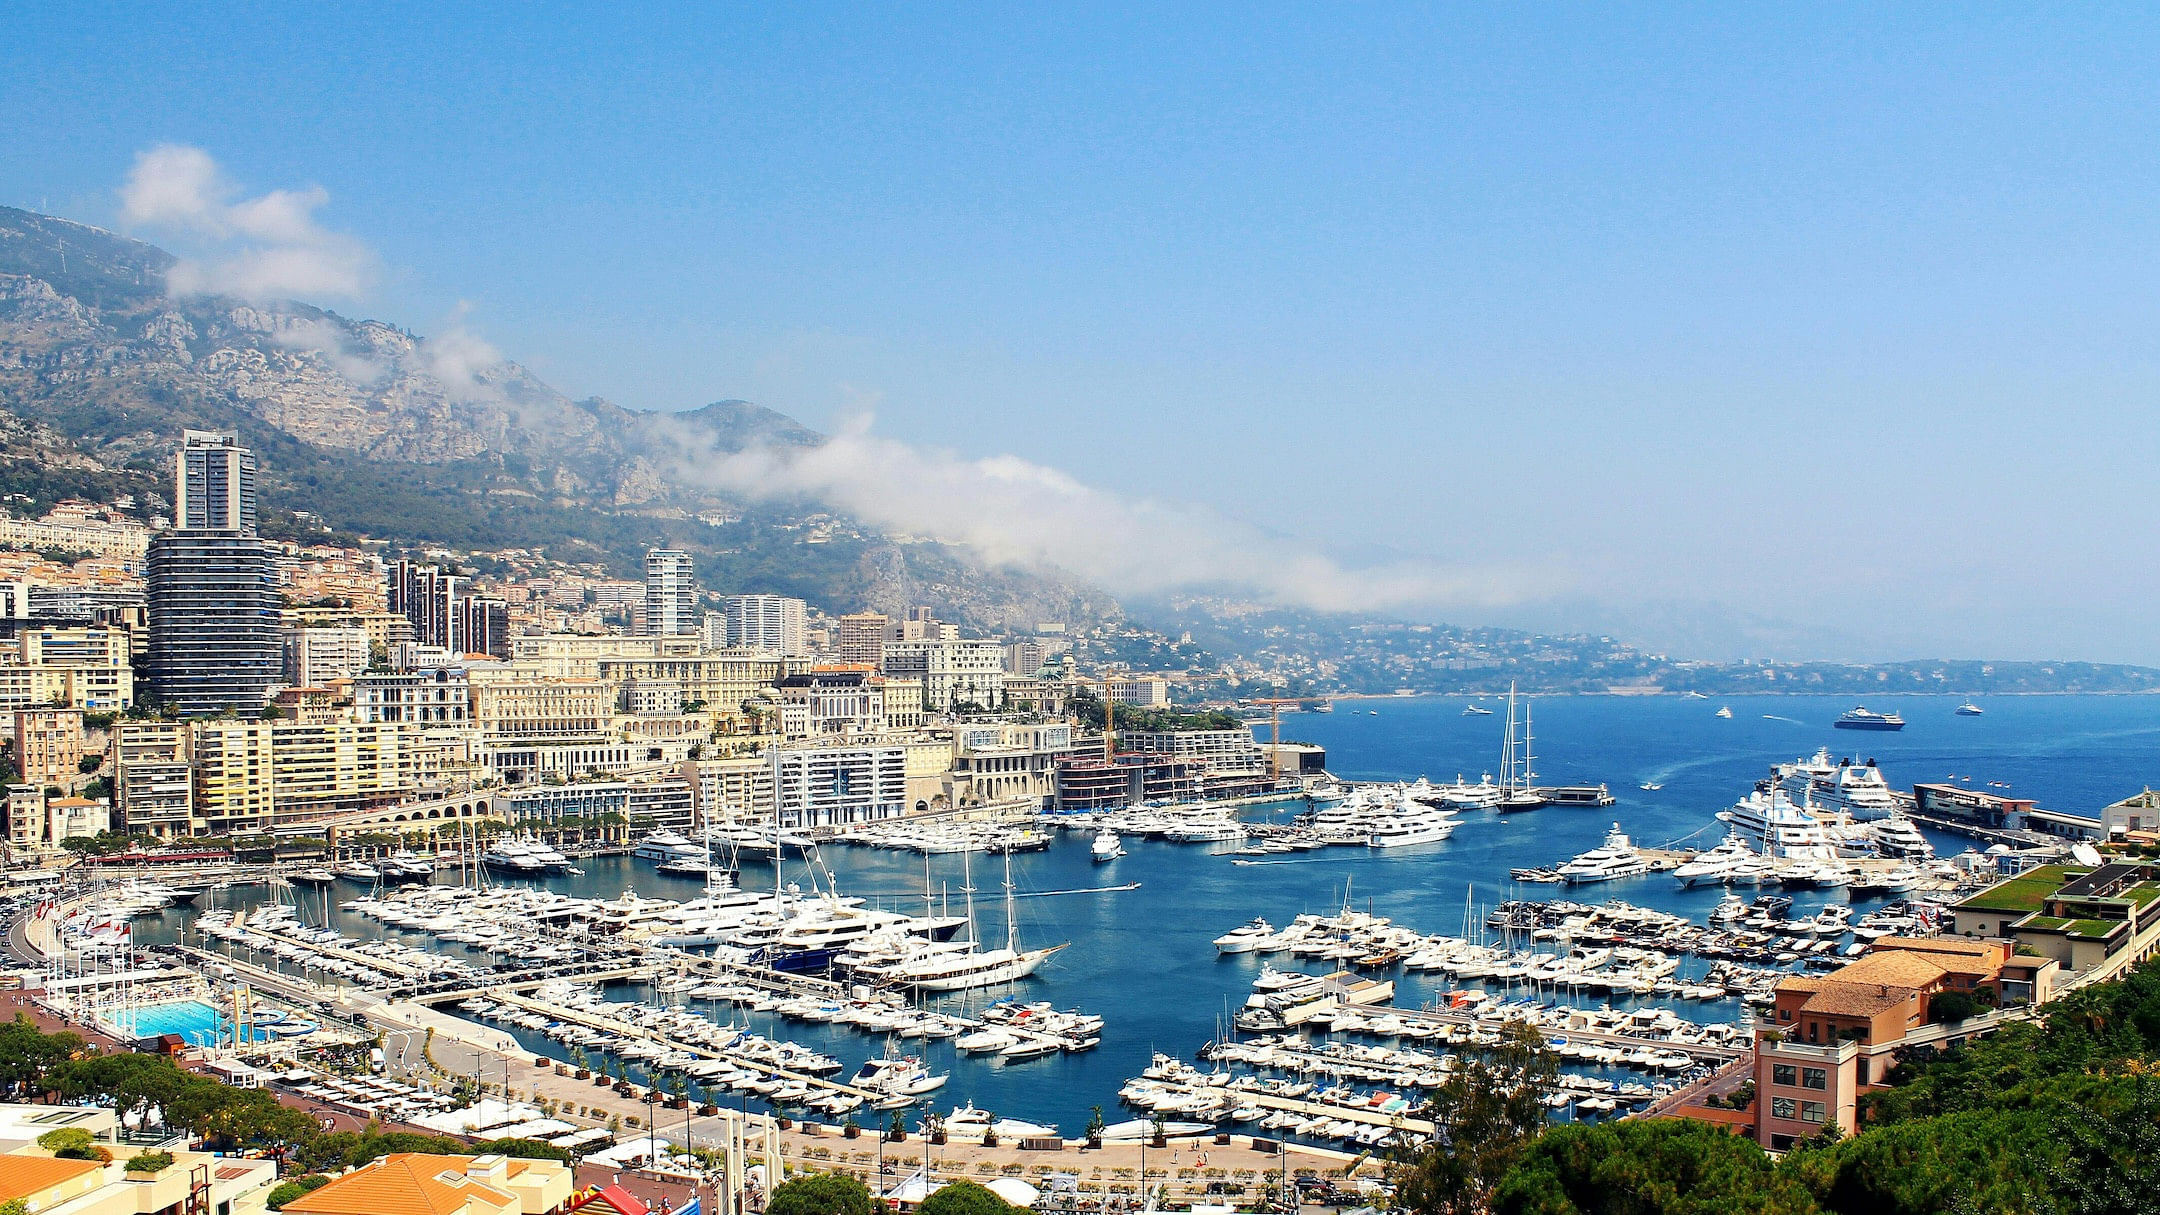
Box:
148 692 2160 1133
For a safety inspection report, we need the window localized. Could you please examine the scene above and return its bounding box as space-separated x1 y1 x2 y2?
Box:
1802 1067 1828 1090
1779 1008 1791 1021
1800 1101 1826 1124
1771 1097 1797 1120
1771 1064 1797 1087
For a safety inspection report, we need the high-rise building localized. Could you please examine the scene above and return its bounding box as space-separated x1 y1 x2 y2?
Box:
386 560 461 649
456 594 511 658
146 434 281 715
642 549 697 637
836 612 889 667
723 594 807 655
175 430 257 532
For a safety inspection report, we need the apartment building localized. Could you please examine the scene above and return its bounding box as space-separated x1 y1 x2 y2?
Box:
113 722 191 837
469 675 612 745
592 652 785 720
835 612 889 667
723 593 808 655
11 709 83 789
1120 727 1266 775
0 624 135 711
680 753 779 823
642 549 698 637
0 501 152 560
189 720 412 834
775 669 885 738
1106 675 1173 707
353 668 472 725
771 740 911 827
285 625 371 687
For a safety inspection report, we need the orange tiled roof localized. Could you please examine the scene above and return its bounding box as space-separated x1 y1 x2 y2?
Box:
1829 950 1948 990
281 1154 514 1215
1797 980 1919 1019
0 1156 105 1203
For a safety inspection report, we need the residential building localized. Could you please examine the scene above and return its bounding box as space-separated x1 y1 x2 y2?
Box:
113 722 191 837
282 1152 572 1215
11 709 83 789
642 549 697 636
835 612 889 667
285 625 371 687
506 634 701 676
2 786 40 851
1748 937 2041 1149
1947 858 2160 984
771 739 911 827
1053 753 1203 812
0 624 134 712
0 501 151 561
881 638 1005 711
591 652 785 721
458 594 513 657
0 1135 277 1215
469 674 611 745
1002 639 1045 677
723 594 807 655
271 685 346 725
188 720 414 834
494 778 696 832
387 560 462 650
282 604 415 652
145 531 281 715
681 754 779 823
44 796 107 845
950 721 1080 807
1120 728 1266 775
175 429 256 530
2102 789 2160 843
881 676 925 730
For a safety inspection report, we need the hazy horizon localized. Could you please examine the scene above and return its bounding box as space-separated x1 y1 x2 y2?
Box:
9 8 2160 665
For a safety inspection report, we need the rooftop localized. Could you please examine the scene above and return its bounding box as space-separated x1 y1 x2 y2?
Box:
0 1155 104 1203
281 1154 515 1215
1955 865 2084 915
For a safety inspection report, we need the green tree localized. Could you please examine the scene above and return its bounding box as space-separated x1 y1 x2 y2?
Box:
1394 1021 1558 1215
918 1179 1020 1215
266 1176 330 1210
1494 1119 1820 1215
469 1137 573 1162
764 1171 880 1215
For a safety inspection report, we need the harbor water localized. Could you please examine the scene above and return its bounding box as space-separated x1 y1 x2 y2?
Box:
144 692 2160 1132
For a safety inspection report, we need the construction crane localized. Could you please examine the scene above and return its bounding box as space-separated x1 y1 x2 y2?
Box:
1247 697 1306 785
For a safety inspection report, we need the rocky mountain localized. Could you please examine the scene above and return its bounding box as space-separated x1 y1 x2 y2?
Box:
0 205 1105 633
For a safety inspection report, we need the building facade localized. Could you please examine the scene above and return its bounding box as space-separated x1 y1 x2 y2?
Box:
722 594 807 655
771 740 910 827
642 549 697 636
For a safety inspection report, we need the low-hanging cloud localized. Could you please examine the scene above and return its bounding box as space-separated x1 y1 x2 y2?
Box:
120 145 376 300
664 415 1566 615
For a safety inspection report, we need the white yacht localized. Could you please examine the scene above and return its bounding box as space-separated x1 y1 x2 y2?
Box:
849 1055 948 1105
1091 829 1125 862
1213 918 1275 955
1672 831 1760 888
1715 706 1733 719
335 861 381 883
1869 813 1935 861
1163 818 1246 844
1557 824 1649 885
1718 783 1846 860
1775 750 1907 822
1433 774 1503 810
1708 891 1748 923
1849 865 1923 898
634 830 706 861
1367 795 1459 848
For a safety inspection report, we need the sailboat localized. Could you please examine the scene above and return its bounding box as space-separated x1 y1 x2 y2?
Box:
1495 684 1543 813
888 852 1067 992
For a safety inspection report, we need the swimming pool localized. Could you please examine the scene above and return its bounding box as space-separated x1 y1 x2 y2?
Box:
104 1001 271 1047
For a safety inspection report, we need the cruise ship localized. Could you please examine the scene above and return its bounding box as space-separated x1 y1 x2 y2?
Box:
1774 749 1908 821
1557 824 1649 884
1834 706 1906 731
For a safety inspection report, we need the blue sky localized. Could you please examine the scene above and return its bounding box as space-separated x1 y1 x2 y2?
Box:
7 6 2160 663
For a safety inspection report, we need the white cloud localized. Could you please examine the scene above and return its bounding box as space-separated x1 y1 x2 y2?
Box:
666 415 1567 616
119 144 377 300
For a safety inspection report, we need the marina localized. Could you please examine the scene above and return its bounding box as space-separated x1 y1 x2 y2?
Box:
25 692 2155 1144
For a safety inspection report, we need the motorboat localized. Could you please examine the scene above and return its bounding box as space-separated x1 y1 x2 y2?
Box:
1715 706 1733 719
1213 918 1275 955
1091 829 1125 862
1708 891 1748 923
335 862 381 884
1835 707 1906 731
1849 865 1923 898
634 830 707 862
1869 813 1935 861
1557 824 1649 885
849 1055 948 1104
1461 704 1493 716
1638 782 1663 791
1955 702 1984 717
290 868 337 887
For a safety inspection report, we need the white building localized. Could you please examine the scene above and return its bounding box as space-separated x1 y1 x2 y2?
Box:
1107 675 1173 708
771 741 910 828
351 668 472 726
775 670 885 739
642 549 698 637
1119 727 1266 775
722 594 807 656
284 625 371 687
882 638 1006 712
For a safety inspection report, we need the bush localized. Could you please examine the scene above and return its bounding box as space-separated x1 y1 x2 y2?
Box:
919 1179 1024 1215
267 1176 330 1209
1931 990 1978 1024
764 1172 878 1215
124 1151 174 1175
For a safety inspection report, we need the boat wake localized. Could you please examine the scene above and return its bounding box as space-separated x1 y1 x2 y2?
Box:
1760 714 1807 726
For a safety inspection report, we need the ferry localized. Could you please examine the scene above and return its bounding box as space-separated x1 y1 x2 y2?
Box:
1834 706 1906 731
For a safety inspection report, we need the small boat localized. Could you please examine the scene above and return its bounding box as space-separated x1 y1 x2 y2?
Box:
1955 703 1983 717
1714 706 1733 719
1213 918 1275 955
1638 782 1663 792
1462 705 1494 716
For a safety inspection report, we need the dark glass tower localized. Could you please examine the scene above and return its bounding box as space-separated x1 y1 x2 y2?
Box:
145 432 281 714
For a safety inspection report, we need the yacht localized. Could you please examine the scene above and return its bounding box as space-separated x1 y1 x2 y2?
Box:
655 852 719 879
1869 813 1935 861
1638 782 1663 791
1775 750 1907 821
291 867 337 887
1213 918 1276 955
1778 859 1854 890
849 1055 949 1104
1955 702 1984 717
335 861 381 884
1163 819 1246 844
1835 707 1906 731
1708 891 1748 923
1461 704 1493 716
1848 865 1923 898
1090 829 1125 862
1557 824 1649 885
1718 782 1847 860
1433 774 1503 810
1714 706 1733 719
1672 831 1760 888
633 830 706 862
1367 801 1459 848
